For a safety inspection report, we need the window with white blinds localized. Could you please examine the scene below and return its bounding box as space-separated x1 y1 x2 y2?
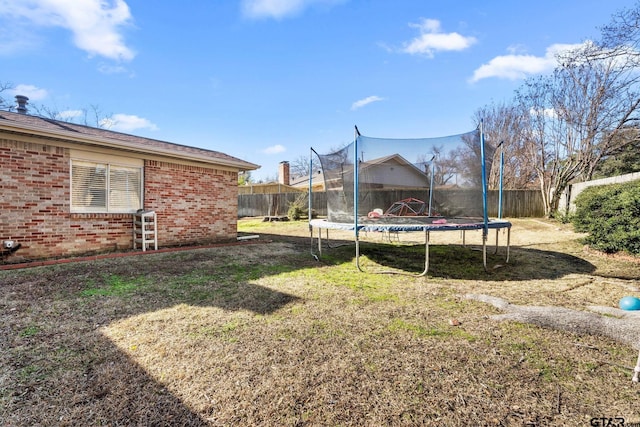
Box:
71 160 142 213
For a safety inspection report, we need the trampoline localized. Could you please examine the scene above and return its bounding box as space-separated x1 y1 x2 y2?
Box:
307 124 512 275
310 217 511 276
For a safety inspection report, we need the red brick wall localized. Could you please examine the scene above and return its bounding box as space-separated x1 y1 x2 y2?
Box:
0 138 238 261
143 160 238 245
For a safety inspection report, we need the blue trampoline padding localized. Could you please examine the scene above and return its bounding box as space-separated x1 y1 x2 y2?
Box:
310 218 512 233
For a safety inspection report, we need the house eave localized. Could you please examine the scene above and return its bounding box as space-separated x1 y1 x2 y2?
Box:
0 118 260 171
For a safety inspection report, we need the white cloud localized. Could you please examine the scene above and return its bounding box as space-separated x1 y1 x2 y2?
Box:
401 18 477 57
98 63 129 74
0 0 135 61
101 114 158 132
8 84 48 101
262 144 286 154
469 42 584 83
351 95 384 110
241 0 343 20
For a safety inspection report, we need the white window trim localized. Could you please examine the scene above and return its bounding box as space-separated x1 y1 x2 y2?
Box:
70 152 144 214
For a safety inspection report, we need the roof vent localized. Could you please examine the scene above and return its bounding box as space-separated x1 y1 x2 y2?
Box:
15 95 29 114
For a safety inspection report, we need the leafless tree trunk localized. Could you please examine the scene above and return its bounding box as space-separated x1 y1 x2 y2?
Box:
513 75 556 215
474 103 537 190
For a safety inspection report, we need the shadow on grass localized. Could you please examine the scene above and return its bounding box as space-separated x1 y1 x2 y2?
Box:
0 245 304 426
248 232 596 280
355 243 596 280
0 234 601 424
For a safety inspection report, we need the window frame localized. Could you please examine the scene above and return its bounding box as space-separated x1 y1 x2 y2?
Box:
70 156 144 214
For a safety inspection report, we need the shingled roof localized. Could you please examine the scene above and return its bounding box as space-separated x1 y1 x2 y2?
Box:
0 109 259 171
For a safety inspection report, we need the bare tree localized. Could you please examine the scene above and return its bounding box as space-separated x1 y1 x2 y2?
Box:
514 75 558 214
29 103 114 128
514 40 640 215
416 147 458 187
0 81 15 111
474 102 537 190
599 1 640 63
289 154 311 179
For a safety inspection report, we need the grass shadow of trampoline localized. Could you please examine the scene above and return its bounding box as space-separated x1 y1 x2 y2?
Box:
329 242 596 280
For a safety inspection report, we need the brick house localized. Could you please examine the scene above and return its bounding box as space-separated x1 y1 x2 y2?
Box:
0 103 259 262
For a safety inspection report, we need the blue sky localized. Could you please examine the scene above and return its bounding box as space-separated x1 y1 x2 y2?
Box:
0 0 635 181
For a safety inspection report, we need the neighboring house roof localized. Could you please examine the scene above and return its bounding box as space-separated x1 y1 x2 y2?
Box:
290 169 325 189
361 153 429 176
0 110 259 171
291 153 428 189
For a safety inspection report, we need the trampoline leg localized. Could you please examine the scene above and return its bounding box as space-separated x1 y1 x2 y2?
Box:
310 226 316 259
506 227 511 264
355 236 364 273
419 230 430 276
494 229 499 255
354 229 429 277
482 232 488 272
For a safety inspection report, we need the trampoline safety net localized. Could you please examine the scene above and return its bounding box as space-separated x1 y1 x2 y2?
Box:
311 128 494 225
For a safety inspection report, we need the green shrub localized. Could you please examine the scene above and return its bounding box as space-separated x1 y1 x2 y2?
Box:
572 180 640 254
287 204 304 221
551 210 574 224
287 193 309 221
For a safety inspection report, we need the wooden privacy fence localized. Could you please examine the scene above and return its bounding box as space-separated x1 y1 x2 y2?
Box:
238 189 544 218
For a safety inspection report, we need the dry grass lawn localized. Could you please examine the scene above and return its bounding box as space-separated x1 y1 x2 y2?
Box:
1 218 640 426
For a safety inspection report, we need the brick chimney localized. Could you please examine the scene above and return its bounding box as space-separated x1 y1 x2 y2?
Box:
15 95 29 114
278 161 290 185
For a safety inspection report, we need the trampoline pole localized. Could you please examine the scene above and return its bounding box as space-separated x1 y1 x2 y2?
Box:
309 149 313 221
480 120 489 239
353 126 360 242
428 157 435 216
353 127 361 272
309 149 314 258
498 145 504 219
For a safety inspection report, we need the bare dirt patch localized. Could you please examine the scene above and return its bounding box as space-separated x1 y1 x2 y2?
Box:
1 218 639 425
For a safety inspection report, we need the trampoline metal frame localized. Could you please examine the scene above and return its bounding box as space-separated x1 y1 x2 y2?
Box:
310 219 511 276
